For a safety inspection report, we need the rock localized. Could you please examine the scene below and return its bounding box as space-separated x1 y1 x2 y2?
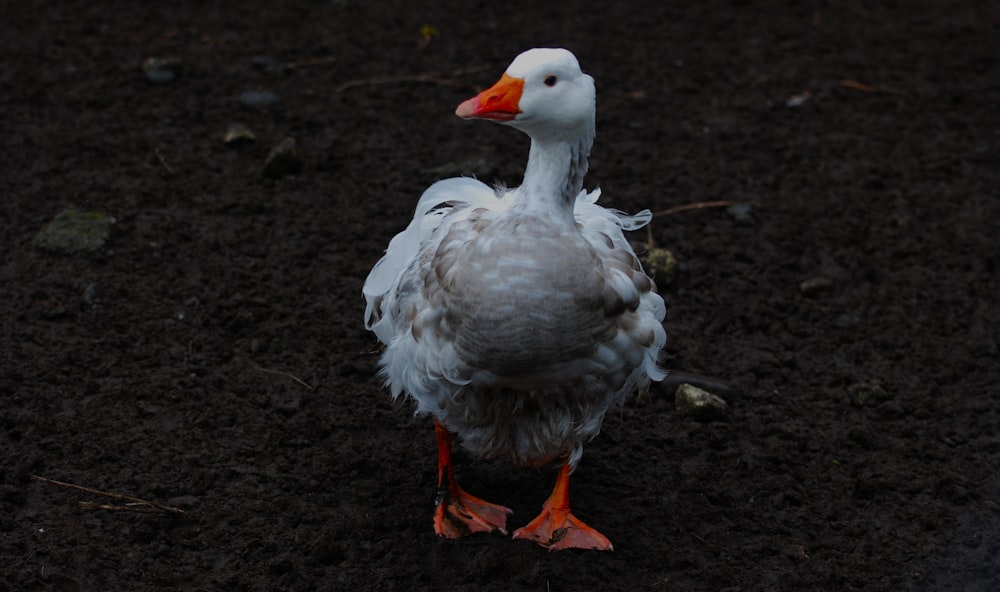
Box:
675 383 728 422
240 90 280 109
166 495 201 509
661 371 732 396
262 138 304 178
34 209 116 255
142 57 182 83
82 282 102 304
641 247 677 285
223 123 256 145
726 202 754 223
847 383 888 408
834 311 861 328
800 276 834 296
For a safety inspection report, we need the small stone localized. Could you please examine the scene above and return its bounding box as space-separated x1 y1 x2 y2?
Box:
262 138 304 178
641 247 677 285
142 57 182 84
800 276 834 296
223 123 256 145
786 91 813 107
145 69 175 84
675 383 728 422
726 202 754 223
240 90 280 109
166 495 201 509
34 209 116 255
834 311 861 328
83 282 102 304
661 371 732 396
847 383 888 408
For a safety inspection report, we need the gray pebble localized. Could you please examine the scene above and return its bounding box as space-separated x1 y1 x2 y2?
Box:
166 495 201 509
240 90 280 109
83 282 102 304
142 57 182 84
834 311 862 328
145 69 175 84
727 202 754 223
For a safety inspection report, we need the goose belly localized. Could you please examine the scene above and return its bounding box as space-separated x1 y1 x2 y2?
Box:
441 236 616 378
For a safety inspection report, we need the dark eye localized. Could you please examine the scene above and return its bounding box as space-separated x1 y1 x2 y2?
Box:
544 75 558 87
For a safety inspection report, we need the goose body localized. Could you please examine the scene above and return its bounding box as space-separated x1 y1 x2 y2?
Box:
363 48 666 550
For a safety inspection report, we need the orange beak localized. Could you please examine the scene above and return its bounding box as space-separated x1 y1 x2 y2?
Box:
455 73 524 121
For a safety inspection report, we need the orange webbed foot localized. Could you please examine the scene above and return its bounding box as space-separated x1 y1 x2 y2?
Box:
512 464 613 552
432 420 512 539
434 485 512 538
512 505 613 551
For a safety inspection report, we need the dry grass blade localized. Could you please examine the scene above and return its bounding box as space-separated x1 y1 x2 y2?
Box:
839 79 907 95
32 475 186 515
644 200 757 247
78 501 177 513
247 359 314 390
154 144 176 175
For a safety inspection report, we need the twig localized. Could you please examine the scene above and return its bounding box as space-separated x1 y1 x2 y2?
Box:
154 144 176 175
650 200 746 218
335 66 490 93
78 501 176 513
31 475 186 515
839 79 907 96
247 359 314 390
644 200 757 247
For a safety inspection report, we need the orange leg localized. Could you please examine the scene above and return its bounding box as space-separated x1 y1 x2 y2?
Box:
433 420 512 538
512 464 613 551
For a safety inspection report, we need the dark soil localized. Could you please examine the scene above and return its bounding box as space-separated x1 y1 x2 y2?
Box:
3 1 999 590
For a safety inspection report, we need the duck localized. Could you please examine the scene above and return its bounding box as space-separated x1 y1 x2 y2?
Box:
362 48 666 551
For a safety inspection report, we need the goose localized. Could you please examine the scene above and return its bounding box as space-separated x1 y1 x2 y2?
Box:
362 48 666 551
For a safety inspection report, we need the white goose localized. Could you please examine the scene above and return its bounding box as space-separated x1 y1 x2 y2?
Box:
363 48 666 551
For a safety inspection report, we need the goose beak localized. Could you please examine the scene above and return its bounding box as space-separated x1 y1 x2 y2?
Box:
455 73 524 121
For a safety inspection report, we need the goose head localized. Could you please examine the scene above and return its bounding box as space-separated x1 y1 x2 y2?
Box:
456 48 595 141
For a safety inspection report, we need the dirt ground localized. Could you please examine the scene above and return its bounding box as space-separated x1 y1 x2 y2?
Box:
3 1 999 590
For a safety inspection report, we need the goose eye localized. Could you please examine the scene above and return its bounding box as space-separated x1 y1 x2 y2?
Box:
544 75 558 87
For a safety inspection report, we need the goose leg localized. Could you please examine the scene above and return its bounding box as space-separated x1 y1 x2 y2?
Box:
512 464 613 551
433 420 512 538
